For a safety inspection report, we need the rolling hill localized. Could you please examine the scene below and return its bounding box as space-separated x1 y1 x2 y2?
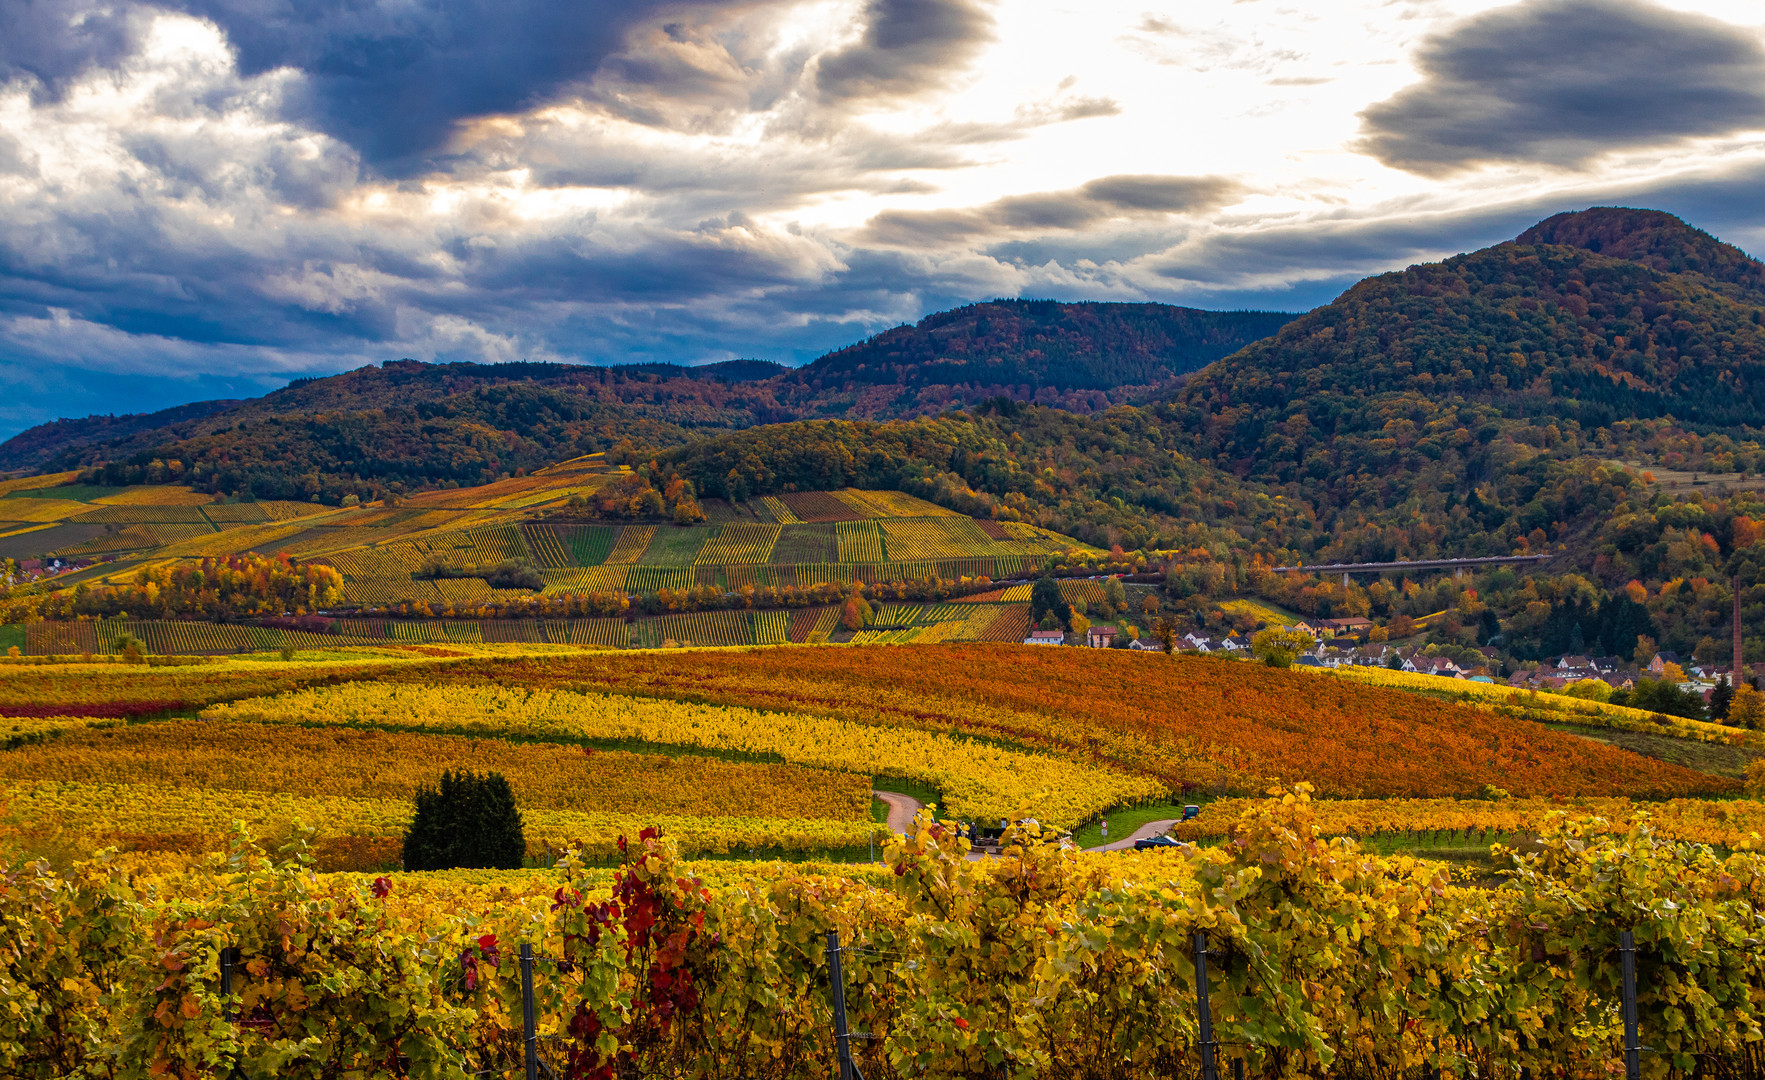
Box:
0 301 1294 478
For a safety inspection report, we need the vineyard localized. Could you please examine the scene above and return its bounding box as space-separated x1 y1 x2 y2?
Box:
631 609 758 648
400 645 1728 800
204 679 1165 825
695 523 781 564
8 792 1765 1079
3 469 1083 622
0 720 872 819
1 613 1761 1079
13 464 1765 1078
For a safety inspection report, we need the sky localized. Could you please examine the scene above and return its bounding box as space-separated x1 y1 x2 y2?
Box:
2 0 1765 438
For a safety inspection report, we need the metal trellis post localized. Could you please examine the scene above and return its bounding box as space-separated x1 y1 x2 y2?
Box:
521 943 539 1080
219 945 239 1023
1621 930 1641 1080
1195 930 1219 1080
827 930 856 1080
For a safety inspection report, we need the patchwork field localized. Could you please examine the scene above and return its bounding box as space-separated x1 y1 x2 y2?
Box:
1 461 1085 626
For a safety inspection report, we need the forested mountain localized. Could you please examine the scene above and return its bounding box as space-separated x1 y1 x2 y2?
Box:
771 300 1293 417
0 398 240 470
1 302 1293 484
0 360 791 474
1152 207 1765 560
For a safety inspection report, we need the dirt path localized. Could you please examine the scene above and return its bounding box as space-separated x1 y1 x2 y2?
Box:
1086 819 1181 853
872 790 926 834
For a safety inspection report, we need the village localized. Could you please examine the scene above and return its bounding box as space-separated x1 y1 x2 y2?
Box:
1026 615 1746 721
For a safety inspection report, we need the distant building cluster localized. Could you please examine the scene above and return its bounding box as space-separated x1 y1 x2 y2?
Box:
3 558 95 586
1025 614 1749 711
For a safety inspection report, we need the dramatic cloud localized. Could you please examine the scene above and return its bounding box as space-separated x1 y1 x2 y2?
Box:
864 175 1243 246
1359 0 1765 175
2 0 710 169
815 0 995 103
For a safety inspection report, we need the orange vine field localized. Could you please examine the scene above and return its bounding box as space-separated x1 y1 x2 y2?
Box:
0 720 870 822
388 645 1729 798
0 656 415 717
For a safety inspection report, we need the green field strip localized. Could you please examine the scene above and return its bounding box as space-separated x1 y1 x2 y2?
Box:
2 484 114 502
561 525 616 566
771 524 837 562
638 524 712 566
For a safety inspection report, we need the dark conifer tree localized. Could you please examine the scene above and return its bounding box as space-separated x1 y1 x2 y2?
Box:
402 770 526 871
1710 677 1735 722
1029 575 1072 629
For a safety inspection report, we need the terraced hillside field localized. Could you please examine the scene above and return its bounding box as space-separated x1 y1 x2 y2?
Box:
307 485 1083 606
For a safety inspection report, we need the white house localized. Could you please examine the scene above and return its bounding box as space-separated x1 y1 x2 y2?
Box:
1024 630 1066 646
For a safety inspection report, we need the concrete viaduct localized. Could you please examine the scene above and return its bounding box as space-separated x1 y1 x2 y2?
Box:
1271 554 1554 585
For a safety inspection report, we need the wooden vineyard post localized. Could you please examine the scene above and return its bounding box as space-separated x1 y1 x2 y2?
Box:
520 943 539 1080
1621 930 1641 1080
1195 931 1219 1080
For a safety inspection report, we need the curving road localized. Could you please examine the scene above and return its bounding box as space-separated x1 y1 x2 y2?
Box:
872 789 927 834
873 792 1180 857
1085 819 1181 853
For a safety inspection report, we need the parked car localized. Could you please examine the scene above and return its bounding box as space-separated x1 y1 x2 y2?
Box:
1133 835 1187 851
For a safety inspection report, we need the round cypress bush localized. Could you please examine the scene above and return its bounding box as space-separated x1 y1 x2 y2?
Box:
401 770 527 871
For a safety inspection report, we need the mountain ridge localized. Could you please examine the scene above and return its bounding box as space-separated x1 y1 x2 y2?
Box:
0 301 1296 474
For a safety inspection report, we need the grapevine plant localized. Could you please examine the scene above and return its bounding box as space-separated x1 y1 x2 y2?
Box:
5 793 1765 1079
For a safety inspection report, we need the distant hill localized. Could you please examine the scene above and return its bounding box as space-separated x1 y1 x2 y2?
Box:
1171 206 1765 473
773 300 1294 417
0 360 798 480
0 399 239 472
0 301 1296 492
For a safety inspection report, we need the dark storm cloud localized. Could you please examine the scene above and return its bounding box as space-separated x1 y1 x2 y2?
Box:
1080 175 1236 212
0 0 148 94
1358 0 1765 175
865 175 1243 246
2 0 706 169
815 0 996 103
